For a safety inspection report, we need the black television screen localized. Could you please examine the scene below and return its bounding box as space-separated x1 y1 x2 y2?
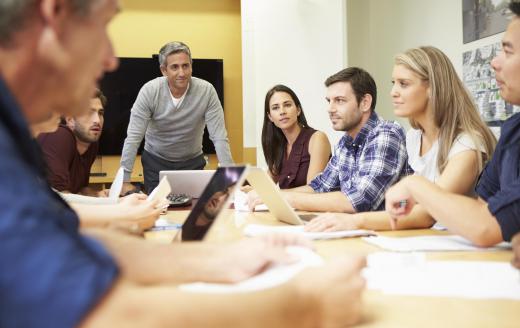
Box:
98 56 224 155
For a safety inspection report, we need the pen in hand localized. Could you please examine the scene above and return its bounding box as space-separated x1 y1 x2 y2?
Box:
390 200 408 230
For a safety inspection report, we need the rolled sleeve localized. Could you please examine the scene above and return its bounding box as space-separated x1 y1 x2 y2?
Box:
491 201 520 242
486 179 520 242
343 127 408 212
474 142 520 241
309 151 340 192
475 157 500 201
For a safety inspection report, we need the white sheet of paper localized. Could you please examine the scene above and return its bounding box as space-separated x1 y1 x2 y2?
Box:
108 167 124 200
147 176 171 203
233 189 268 212
178 246 323 293
363 235 511 252
57 168 125 205
243 224 376 240
363 253 520 300
58 192 115 205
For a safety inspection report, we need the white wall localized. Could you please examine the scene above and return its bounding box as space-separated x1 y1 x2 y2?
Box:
241 0 347 168
347 0 504 129
243 0 507 163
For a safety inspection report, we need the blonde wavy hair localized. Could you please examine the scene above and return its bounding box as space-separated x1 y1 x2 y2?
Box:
395 46 496 174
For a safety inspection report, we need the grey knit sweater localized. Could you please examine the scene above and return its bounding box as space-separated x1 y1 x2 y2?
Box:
120 76 233 180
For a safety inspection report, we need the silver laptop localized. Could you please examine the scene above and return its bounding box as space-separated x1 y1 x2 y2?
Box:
180 166 249 241
246 167 316 225
159 170 215 198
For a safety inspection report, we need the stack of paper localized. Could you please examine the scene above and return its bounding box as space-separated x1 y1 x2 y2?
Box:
364 252 520 300
363 235 511 252
243 224 376 240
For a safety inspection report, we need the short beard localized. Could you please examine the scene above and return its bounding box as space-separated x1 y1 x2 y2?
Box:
333 115 362 132
73 126 99 144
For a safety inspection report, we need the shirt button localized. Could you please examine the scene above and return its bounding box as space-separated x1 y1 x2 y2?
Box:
287 175 291 179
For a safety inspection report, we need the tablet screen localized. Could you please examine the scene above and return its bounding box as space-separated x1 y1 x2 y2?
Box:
181 166 247 241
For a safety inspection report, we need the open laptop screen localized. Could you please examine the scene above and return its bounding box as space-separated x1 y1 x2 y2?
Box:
159 170 215 198
181 166 247 241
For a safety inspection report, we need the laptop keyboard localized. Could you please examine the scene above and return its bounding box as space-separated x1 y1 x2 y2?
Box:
167 193 192 207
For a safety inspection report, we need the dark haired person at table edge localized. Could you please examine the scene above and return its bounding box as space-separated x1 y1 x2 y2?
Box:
262 84 331 189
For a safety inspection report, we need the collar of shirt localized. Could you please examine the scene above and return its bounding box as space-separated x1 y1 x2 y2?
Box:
170 82 190 108
339 111 380 150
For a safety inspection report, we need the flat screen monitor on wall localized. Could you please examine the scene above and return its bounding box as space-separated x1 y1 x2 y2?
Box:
98 56 224 156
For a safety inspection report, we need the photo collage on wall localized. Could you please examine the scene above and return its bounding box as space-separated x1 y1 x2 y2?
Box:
462 43 520 126
462 0 517 127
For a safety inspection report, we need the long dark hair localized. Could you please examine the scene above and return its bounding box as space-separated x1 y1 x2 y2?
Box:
262 84 309 176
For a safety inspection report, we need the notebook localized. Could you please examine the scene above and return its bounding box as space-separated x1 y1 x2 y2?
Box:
159 170 215 198
246 167 316 225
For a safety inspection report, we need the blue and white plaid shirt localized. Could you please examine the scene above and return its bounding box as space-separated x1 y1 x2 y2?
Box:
309 112 412 212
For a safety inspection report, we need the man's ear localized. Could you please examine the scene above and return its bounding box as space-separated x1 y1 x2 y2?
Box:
40 0 66 22
36 0 70 69
160 65 168 77
361 94 373 112
65 117 75 130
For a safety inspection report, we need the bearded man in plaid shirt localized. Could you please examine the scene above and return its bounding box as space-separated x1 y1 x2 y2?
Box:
278 67 412 213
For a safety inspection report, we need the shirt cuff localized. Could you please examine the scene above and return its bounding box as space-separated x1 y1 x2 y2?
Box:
308 179 321 192
487 198 520 242
123 170 132 182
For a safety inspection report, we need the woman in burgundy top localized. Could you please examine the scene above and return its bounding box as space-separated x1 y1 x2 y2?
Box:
262 85 331 189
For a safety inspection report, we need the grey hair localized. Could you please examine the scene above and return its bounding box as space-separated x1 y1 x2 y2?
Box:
0 0 93 45
0 0 36 45
158 41 192 67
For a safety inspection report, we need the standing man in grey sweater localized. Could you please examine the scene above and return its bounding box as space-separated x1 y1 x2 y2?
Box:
121 41 234 193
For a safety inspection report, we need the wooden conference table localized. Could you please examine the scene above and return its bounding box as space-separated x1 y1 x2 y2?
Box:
145 209 520 328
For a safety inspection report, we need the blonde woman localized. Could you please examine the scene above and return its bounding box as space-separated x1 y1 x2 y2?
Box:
306 46 496 232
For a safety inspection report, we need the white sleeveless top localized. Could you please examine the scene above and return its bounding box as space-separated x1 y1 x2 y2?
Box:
406 129 485 183
406 129 486 230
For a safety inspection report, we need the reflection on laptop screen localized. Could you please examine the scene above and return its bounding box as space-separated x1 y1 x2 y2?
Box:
181 166 247 241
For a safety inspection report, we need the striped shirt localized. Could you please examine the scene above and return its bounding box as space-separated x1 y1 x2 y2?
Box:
309 112 412 212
